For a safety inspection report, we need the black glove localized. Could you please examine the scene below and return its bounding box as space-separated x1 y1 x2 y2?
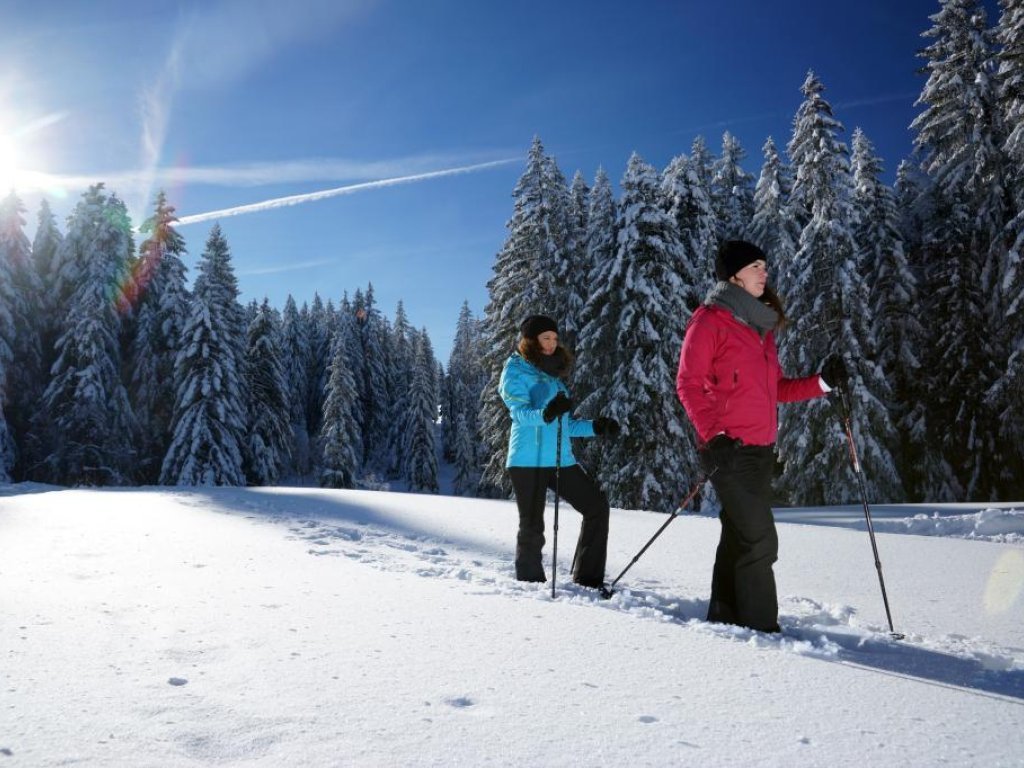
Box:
820 354 848 389
700 434 740 474
592 416 620 438
542 392 573 423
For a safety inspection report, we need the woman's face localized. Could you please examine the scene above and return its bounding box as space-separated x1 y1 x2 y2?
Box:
536 330 559 355
730 259 768 297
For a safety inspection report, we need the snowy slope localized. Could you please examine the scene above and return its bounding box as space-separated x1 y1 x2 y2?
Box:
1 484 1022 767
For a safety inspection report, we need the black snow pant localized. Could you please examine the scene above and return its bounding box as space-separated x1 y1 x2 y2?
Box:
702 444 780 632
507 464 609 587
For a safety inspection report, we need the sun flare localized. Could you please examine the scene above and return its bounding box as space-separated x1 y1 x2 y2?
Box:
0 132 29 191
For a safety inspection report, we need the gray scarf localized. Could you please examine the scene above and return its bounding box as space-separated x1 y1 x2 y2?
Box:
705 281 779 335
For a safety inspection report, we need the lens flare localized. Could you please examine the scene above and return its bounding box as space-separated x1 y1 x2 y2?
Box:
983 550 1024 615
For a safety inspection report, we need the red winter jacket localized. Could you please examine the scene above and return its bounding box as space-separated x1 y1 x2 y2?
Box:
676 305 825 447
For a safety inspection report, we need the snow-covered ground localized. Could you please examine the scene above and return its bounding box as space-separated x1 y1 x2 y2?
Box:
2 483 1022 767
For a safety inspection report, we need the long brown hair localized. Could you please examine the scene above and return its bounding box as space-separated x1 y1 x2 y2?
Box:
762 285 788 332
517 336 574 377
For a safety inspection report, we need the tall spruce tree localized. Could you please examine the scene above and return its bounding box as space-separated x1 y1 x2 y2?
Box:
778 73 902 505
746 137 801 298
597 153 696 511
911 0 1006 499
281 295 312 479
445 302 486 496
661 152 716 311
160 224 248 486
404 329 439 494
244 299 292 485
990 0 1024 496
40 185 136 485
358 284 391 471
850 129 924 500
0 191 43 480
385 301 414 478
320 331 360 489
130 191 190 483
710 131 756 241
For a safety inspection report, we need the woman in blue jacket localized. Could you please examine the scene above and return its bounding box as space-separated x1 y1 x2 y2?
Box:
499 315 619 588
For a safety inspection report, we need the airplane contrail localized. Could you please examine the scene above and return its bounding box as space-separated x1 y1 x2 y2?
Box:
176 158 518 226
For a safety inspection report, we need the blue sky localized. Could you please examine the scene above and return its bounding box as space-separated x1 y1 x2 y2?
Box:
0 0 990 362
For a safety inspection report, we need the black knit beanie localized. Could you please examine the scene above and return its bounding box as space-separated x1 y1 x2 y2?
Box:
715 240 768 281
520 314 559 339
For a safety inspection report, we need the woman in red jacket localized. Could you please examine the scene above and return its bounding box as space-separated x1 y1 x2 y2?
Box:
676 240 845 633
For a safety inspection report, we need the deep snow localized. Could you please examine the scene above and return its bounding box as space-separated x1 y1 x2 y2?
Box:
1 483 1022 767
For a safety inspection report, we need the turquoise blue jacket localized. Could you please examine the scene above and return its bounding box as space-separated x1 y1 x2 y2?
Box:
499 353 595 468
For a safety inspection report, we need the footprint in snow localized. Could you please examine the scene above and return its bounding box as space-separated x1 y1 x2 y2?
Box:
638 715 658 724
444 696 474 708
168 677 188 686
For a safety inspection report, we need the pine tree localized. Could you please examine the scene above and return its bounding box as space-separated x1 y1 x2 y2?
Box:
990 0 1024 496
39 185 136 485
160 224 248 486
0 193 25 481
305 293 331 445
559 170 591 351
445 302 486 495
244 299 292 485
574 167 620 470
358 284 391 472
711 131 755 241
778 73 901 505
661 152 716 309
320 332 360 489
478 138 566 497
129 191 190 483
746 137 801 298
385 301 414 479
911 0 1006 499
281 295 312 479
0 191 45 480
851 129 922 501
329 305 366 475
597 153 697 511
404 329 439 494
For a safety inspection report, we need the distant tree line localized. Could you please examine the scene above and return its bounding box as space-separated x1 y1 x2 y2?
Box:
0 188 442 492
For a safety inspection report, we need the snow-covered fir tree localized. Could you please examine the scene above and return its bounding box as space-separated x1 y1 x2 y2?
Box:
745 137 801 298
710 131 755 241
573 167 620 470
129 191 190 483
304 294 332 447
39 185 136 485
661 152 716 308
385 301 414 479
0 191 44 480
356 284 391 472
911 0 1007 499
403 329 439 494
850 129 926 499
281 295 312 479
778 73 902 505
328 303 366 477
319 330 360 489
597 153 697 511
160 224 248 486
444 302 486 496
477 137 567 497
244 298 292 485
990 0 1024 496
557 170 591 352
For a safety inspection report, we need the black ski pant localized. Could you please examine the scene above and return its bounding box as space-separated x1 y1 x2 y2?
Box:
703 444 780 632
508 464 609 586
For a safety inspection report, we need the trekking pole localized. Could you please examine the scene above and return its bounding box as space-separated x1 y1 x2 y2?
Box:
605 473 709 595
835 381 903 640
551 414 563 599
